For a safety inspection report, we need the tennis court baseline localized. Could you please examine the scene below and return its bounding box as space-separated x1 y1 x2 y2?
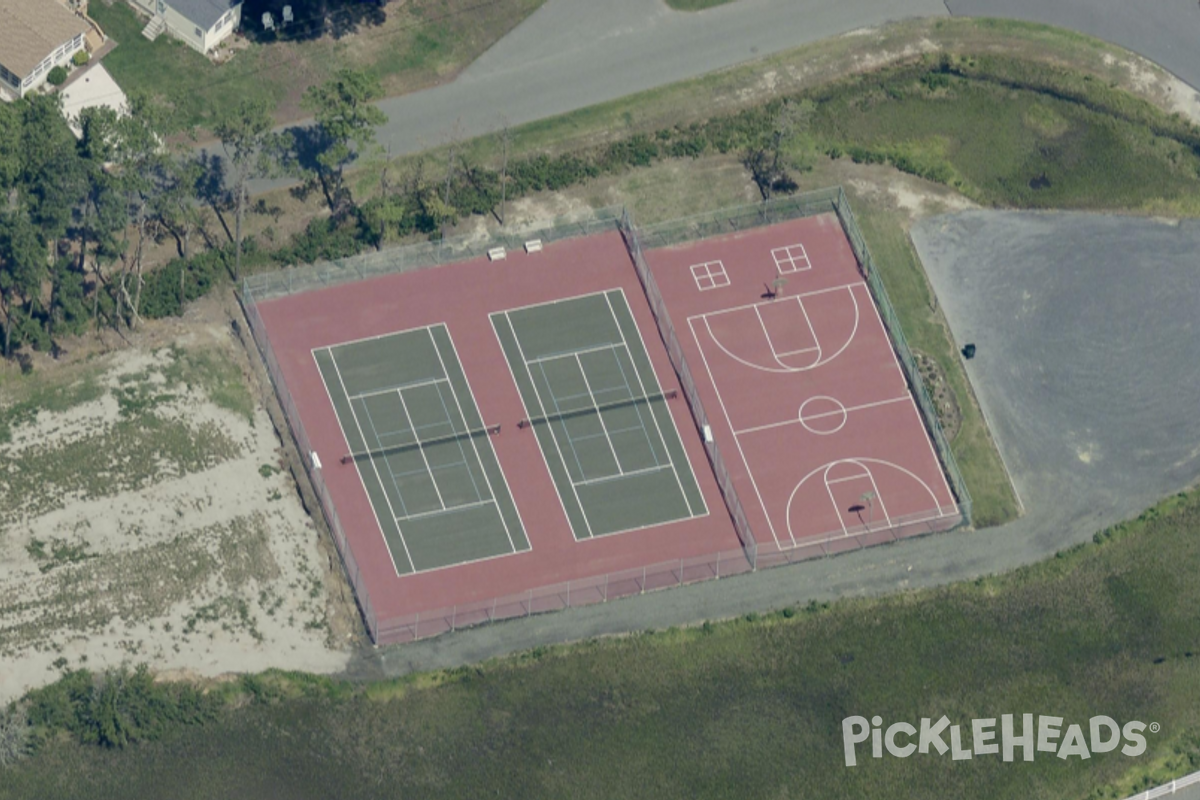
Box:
491 289 707 541
314 324 529 575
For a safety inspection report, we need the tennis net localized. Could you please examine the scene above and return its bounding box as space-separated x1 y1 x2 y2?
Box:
341 424 501 464
518 389 677 429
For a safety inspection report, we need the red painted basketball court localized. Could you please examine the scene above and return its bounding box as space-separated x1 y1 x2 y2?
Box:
644 213 960 556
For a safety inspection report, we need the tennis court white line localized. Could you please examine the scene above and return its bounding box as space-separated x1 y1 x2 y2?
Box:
605 289 698 518
690 315 785 549
489 313 577 540
393 387 448 512
686 281 861 323
504 310 598 539
427 327 520 555
349 376 447 403
575 352 624 472
526 342 621 366
495 287 618 316
573 464 672 488
395 498 497 524
442 326 530 555
326 351 418 575
312 349 407 578
733 395 912 437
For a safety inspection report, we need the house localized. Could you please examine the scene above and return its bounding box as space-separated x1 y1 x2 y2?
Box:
0 0 90 99
132 0 242 54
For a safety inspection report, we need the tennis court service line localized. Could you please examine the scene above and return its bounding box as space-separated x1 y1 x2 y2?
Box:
428 327 521 554
602 291 695 515
326 350 418 573
505 312 597 538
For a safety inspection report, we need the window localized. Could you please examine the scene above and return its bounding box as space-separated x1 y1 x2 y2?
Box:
194 26 203 36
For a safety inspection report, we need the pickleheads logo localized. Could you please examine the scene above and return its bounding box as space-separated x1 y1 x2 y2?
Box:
842 715 1157 767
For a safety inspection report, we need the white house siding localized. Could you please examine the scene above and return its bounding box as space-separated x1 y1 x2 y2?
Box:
202 4 239 51
3 31 85 97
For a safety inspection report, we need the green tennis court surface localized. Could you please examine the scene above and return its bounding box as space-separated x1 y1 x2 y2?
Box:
314 325 529 575
491 289 707 540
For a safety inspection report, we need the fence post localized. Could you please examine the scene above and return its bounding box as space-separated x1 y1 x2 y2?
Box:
566 581 571 608
679 558 683 586
641 567 646 593
414 612 420 640
604 574 609 602
527 589 532 616
451 606 456 632
491 597 497 623
716 551 720 578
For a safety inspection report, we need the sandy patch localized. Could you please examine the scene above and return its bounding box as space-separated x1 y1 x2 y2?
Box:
0 339 350 705
848 172 978 222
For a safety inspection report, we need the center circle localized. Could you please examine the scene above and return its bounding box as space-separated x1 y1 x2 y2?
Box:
799 395 848 435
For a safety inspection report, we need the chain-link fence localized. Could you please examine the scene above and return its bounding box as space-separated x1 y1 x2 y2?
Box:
239 190 969 646
630 188 971 526
240 287 380 640
828 187 972 524
243 207 624 302
618 209 759 569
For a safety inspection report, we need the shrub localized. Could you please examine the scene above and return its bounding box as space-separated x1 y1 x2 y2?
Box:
72 50 90 67
47 66 68 87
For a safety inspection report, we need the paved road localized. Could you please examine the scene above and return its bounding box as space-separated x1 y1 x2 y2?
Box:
345 210 1200 681
239 0 1200 192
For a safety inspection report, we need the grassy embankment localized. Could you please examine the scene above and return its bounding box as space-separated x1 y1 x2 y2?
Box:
3 488 1199 799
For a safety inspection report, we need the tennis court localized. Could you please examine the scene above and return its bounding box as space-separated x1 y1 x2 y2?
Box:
314 324 529 575
491 289 707 540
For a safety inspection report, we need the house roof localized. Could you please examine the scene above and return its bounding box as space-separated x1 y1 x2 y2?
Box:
0 0 90 78
167 0 240 32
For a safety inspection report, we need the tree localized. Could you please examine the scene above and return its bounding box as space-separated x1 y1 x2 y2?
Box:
0 210 47 358
744 98 814 201
300 69 386 217
111 94 172 327
214 99 287 280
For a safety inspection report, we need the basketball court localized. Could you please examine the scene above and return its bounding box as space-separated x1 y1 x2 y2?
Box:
646 213 961 554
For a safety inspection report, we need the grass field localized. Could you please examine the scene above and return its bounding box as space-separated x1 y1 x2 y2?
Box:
3 487 1199 799
89 0 546 131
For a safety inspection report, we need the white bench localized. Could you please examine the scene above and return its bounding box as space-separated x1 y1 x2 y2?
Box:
524 239 543 254
487 246 507 262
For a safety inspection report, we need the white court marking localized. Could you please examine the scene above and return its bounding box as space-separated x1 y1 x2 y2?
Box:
315 323 527 577
691 283 862 374
797 395 847 436
492 288 707 542
772 243 812 275
690 260 730 291
786 457 951 544
687 275 954 551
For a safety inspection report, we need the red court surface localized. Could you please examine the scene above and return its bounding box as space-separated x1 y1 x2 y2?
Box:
255 231 741 634
645 213 960 556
